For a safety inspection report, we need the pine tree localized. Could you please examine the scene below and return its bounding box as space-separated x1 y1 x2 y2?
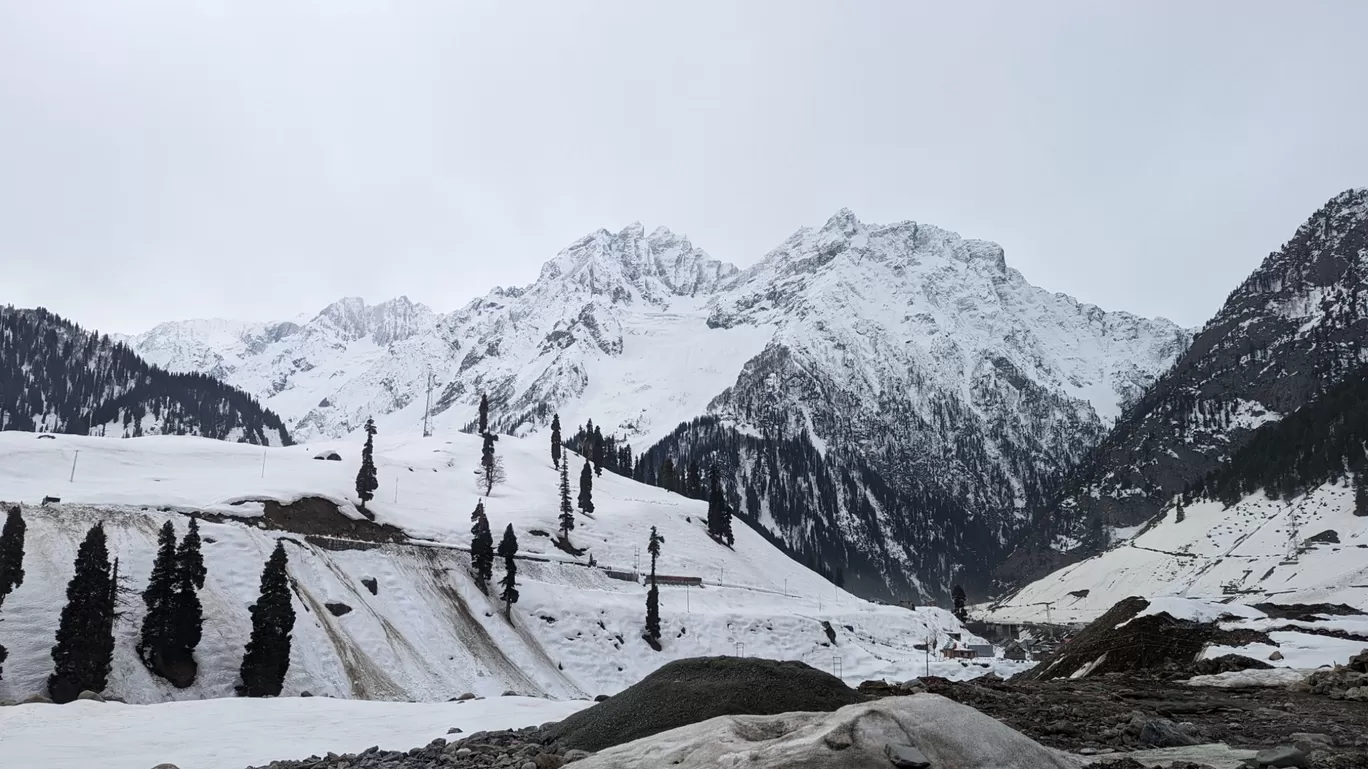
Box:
0 505 25 683
497 524 519 620
707 464 725 540
136 521 179 676
550 413 562 469
171 518 205 674
48 523 116 703
644 526 663 642
0 505 26 607
684 461 701 499
660 458 676 493
478 393 489 435
1175 499 1186 523
578 459 595 515
952 584 968 621
470 500 494 595
1356 472 1368 518
592 426 605 477
477 432 505 495
355 417 378 511
558 461 575 537
238 541 295 697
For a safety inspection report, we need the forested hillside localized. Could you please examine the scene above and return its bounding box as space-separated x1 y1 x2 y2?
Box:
1 307 290 445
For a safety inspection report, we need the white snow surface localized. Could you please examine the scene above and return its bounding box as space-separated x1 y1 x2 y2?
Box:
574 693 1082 769
0 431 1003 706
1184 668 1314 688
987 478 1368 626
0 696 587 769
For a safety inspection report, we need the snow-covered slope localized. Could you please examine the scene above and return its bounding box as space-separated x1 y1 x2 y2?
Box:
987 477 1368 626
119 213 1188 601
0 431 1011 705
1003 189 1368 587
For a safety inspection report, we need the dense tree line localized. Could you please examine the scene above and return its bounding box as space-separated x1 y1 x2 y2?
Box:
0 506 26 681
1 306 291 445
564 420 634 478
137 519 206 688
1190 363 1368 506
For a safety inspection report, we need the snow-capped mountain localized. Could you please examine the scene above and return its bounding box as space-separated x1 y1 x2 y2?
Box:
119 212 1190 600
1000 189 1368 588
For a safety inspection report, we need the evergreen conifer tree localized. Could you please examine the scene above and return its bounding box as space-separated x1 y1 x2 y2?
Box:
136 521 179 675
470 500 494 594
592 426 605 477
171 518 205 671
48 523 116 703
1356 471 1368 517
497 525 519 620
707 464 725 539
550 413 562 469
644 526 663 642
558 461 575 537
660 458 676 493
578 459 595 515
478 432 505 495
685 461 701 500
0 505 26 683
952 584 968 621
478 393 489 435
0 505 25 607
238 541 295 697
356 417 378 511
1175 499 1186 523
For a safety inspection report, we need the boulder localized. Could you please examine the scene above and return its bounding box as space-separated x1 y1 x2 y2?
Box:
563 750 593 763
361 577 378 595
569 694 1078 769
151 764 181 769
1249 745 1309 768
458 692 478 701
76 690 105 702
1130 715 1196 748
1269 651 1284 661
325 602 352 617
300 691 313 697
1288 732 1333 752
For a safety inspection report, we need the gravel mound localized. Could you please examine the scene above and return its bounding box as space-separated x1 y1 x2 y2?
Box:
1021 597 1273 681
541 656 866 752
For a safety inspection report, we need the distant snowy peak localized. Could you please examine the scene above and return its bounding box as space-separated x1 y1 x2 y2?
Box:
535 222 739 306
312 296 439 346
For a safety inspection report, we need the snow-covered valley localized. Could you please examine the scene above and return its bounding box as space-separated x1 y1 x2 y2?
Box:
0 431 1016 708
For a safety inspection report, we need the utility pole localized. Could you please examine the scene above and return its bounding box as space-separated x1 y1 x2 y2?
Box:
422 370 435 438
261 449 267 478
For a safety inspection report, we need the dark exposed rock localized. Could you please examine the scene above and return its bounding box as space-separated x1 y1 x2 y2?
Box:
541 656 865 753
361 577 378 595
325 602 353 617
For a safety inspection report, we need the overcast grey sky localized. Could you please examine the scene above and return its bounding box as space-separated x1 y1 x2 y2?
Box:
2 1 1366 333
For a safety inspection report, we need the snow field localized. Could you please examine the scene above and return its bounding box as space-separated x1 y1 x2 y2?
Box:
988 478 1368 627
0 696 588 769
0 430 1001 707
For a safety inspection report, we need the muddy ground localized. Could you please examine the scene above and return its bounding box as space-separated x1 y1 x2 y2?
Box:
906 673 1368 765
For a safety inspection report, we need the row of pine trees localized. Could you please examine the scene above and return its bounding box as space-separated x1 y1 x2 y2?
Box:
0 506 295 702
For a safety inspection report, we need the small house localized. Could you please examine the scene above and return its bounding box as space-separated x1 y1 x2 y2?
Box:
942 642 976 660
968 644 995 659
1003 641 1030 662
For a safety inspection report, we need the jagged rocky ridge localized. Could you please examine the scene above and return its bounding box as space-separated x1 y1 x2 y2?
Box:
1000 189 1368 587
122 213 1190 600
1 306 290 445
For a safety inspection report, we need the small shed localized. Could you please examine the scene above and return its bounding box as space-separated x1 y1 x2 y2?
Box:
1003 641 1030 662
942 643 976 660
968 644 995 659
313 450 342 461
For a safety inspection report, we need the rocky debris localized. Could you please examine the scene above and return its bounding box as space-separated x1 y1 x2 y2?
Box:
1131 715 1198 748
76 690 105 702
325 602 353 617
920 671 1368 760
361 577 378 595
1251 603 1366 622
1245 745 1309 768
1191 655 1273 676
1298 649 1368 700
245 727 565 769
541 656 866 753
1021 598 1274 681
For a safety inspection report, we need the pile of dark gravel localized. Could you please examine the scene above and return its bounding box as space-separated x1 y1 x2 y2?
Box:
244 726 585 769
541 656 867 752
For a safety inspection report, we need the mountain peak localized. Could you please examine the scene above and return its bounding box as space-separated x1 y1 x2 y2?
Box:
537 222 737 305
821 208 862 237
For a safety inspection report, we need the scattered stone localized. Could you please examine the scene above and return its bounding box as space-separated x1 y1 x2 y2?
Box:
325 602 353 617
76 690 105 702
1248 744 1309 767
447 727 463 735
300 691 313 698
562 750 592 763
1132 715 1197 748
361 577 378 595
458 692 477 701
884 742 931 768
1270 651 1285 661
